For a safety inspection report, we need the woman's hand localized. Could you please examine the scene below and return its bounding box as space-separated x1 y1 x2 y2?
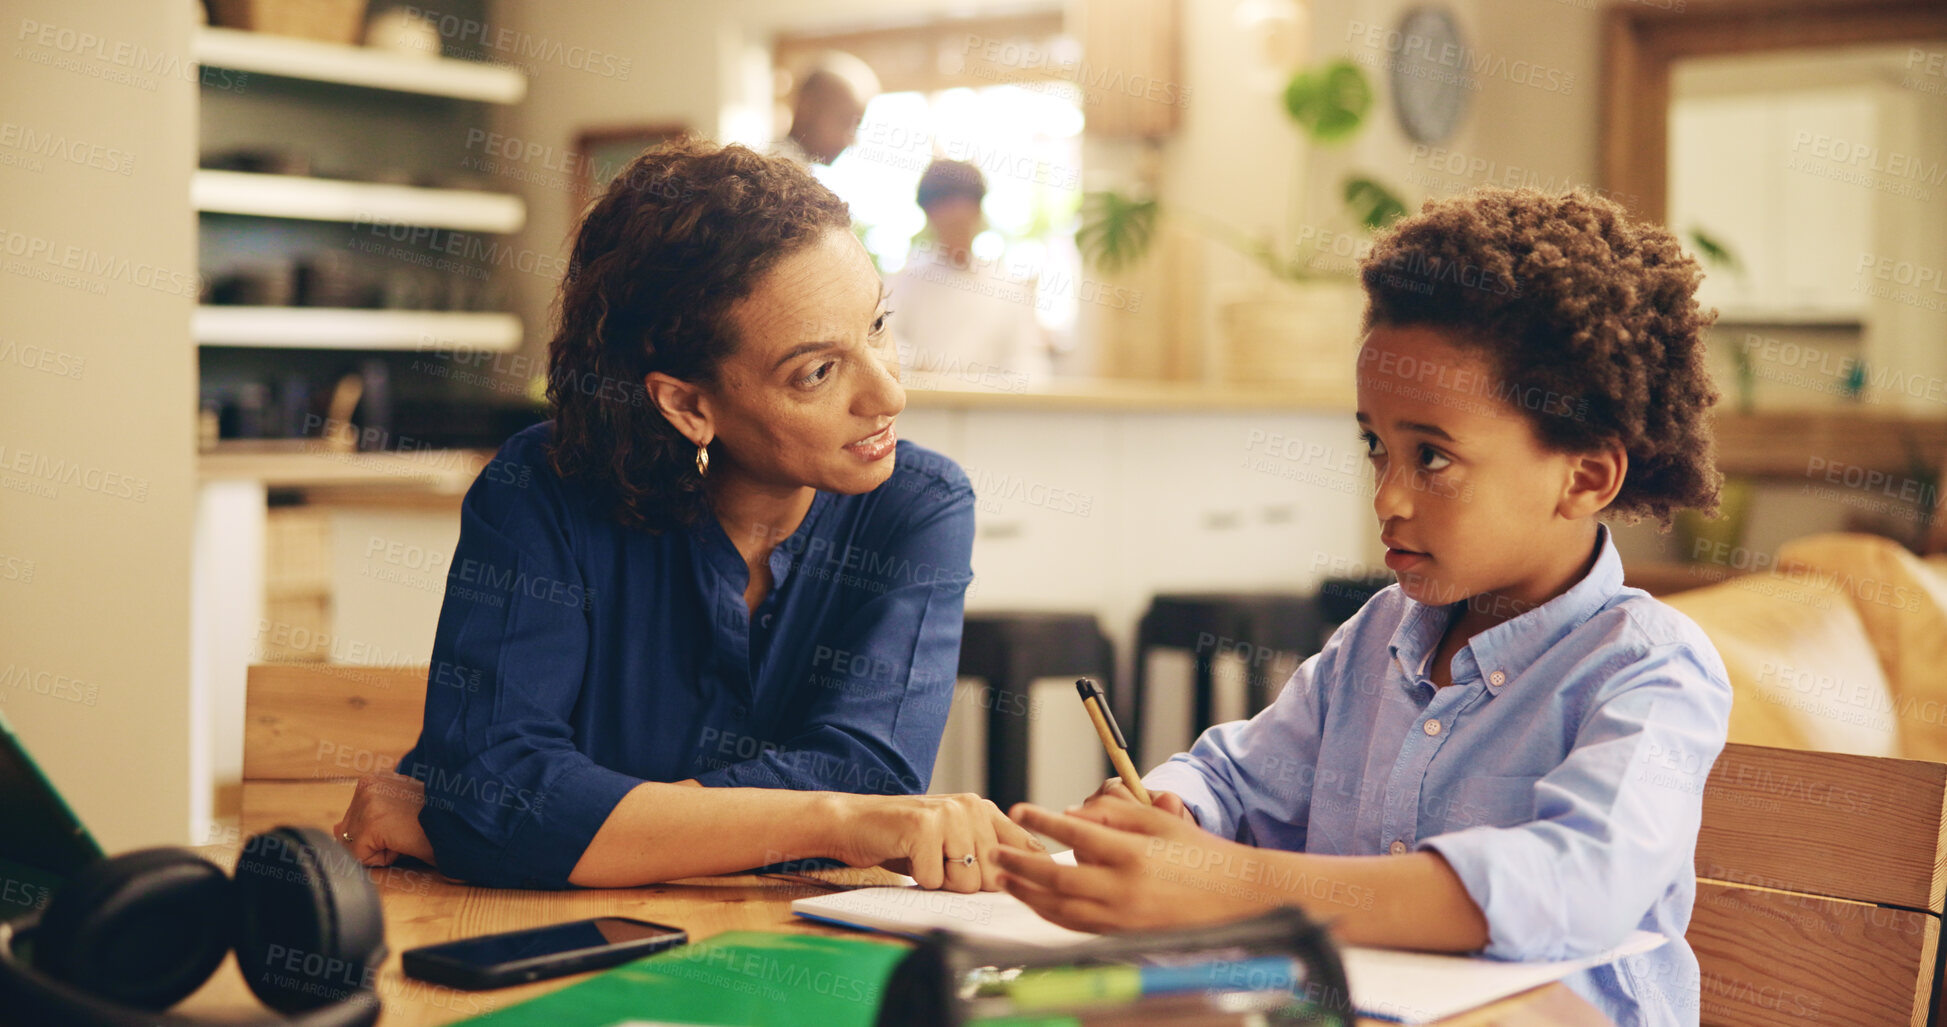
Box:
992 795 1270 933
1080 778 1198 824
827 792 1045 893
333 771 438 868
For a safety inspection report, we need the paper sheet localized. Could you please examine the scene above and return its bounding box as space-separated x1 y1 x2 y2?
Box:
791 861 1665 1024
1339 931 1665 1023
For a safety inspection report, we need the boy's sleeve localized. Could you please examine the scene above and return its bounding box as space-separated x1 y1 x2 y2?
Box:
1142 627 1342 844
1418 643 1733 960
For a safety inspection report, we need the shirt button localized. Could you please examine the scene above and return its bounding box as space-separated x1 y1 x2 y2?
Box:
1389 840 1407 855
736 704 748 718
1423 718 1442 736
1488 670 1507 686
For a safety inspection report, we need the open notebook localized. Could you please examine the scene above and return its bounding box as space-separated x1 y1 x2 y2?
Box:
792 852 1665 1025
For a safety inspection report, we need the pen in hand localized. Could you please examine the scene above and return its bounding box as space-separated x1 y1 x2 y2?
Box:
1075 677 1151 805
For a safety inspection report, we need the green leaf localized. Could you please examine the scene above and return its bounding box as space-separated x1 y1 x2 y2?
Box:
1075 191 1159 274
1284 59 1372 145
1687 226 1742 274
1343 175 1407 232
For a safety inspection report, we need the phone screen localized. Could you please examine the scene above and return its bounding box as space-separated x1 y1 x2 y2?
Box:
423 917 681 969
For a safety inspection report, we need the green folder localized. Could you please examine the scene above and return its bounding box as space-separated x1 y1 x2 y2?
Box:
457 931 911 1027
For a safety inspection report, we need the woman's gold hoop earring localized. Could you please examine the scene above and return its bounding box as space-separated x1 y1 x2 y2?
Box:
695 443 709 477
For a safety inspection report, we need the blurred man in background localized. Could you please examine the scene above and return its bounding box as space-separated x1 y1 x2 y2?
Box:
891 160 1052 392
776 52 880 166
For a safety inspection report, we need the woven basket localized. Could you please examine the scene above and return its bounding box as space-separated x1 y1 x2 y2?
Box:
1220 281 1366 392
209 0 369 45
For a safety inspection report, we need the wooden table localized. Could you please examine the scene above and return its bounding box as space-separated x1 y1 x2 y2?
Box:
176 843 1608 1026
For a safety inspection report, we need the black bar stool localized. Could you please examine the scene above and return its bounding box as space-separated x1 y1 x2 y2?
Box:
1131 593 1322 767
958 612 1116 812
1318 574 1395 631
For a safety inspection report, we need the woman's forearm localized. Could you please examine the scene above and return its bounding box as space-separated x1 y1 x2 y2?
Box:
566 782 846 887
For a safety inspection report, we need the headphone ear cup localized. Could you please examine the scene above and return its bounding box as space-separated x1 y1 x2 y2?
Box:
31 848 233 1011
232 825 385 1014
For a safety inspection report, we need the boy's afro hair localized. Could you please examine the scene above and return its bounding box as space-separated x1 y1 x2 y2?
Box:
1359 187 1722 527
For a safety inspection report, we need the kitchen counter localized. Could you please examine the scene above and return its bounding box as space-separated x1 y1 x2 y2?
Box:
191 381 1355 489
195 399 1947 488
905 379 1354 412
198 444 493 490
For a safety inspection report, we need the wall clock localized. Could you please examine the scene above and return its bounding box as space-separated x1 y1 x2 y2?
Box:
1390 5 1471 144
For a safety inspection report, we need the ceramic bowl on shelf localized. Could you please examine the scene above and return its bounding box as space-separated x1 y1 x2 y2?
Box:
207 0 369 46
363 8 441 59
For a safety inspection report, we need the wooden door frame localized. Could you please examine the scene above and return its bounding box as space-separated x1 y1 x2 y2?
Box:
1599 0 1947 221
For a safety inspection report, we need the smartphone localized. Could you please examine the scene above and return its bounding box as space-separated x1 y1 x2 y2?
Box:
402 916 687 990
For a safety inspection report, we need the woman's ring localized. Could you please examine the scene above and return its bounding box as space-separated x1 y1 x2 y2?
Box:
947 853 975 867
341 830 354 844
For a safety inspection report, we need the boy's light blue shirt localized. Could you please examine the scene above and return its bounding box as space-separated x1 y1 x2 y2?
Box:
1145 523 1733 1026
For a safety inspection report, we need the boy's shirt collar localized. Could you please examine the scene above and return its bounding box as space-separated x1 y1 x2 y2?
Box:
1386 522 1625 691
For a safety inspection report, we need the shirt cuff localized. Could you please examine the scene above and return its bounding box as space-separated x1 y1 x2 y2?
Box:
1418 826 1567 960
494 760 641 889
691 759 789 790
1143 760 1234 839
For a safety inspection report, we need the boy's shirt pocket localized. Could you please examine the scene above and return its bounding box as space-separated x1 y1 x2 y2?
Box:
1426 774 1543 833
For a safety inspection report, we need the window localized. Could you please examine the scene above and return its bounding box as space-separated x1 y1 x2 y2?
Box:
773 13 1085 382
820 83 1084 339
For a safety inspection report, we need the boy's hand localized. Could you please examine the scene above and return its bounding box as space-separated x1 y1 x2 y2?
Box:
1080 778 1197 824
992 796 1265 933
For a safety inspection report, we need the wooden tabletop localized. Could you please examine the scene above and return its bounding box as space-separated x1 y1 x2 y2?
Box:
174 841 1607 1026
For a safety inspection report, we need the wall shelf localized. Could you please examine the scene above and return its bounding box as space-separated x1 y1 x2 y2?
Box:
193 170 525 232
905 379 1354 413
1714 410 1947 477
193 26 526 103
1712 308 1865 328
199 446 492 489
195 307 522 351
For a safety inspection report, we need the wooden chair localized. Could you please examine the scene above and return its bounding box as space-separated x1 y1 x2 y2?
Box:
1690 742 1947 1026
241 663 429 835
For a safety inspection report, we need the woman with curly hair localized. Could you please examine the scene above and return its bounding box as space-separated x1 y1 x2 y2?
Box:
334 140 1036 891
995 188 1732 1026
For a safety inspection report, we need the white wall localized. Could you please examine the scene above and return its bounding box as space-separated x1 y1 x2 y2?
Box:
1 1 199 849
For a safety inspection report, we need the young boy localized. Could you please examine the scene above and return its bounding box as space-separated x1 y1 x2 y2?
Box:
994 187 1733 1027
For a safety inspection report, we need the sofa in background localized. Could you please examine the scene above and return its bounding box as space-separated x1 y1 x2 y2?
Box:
1658 532 1947 761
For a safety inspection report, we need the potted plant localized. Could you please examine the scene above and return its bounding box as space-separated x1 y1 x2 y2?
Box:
1075 59 1407 388
1678 228 1755 562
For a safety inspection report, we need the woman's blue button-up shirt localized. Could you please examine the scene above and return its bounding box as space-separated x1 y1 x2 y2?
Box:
397 422 976 889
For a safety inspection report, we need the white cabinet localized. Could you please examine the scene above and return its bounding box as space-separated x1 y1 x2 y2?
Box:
901 406 1373 623
1774 92 1877 315
1861 84 1947 414
1669 88 1874 322
954 411 1118 612
1669 77 1947 413
1668 93 1775 318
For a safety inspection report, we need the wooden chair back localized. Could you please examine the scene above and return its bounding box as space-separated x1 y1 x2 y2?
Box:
241 663 429 835
1690 742 1947 1026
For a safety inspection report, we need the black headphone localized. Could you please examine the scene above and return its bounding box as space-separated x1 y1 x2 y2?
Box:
0 825 384 1027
